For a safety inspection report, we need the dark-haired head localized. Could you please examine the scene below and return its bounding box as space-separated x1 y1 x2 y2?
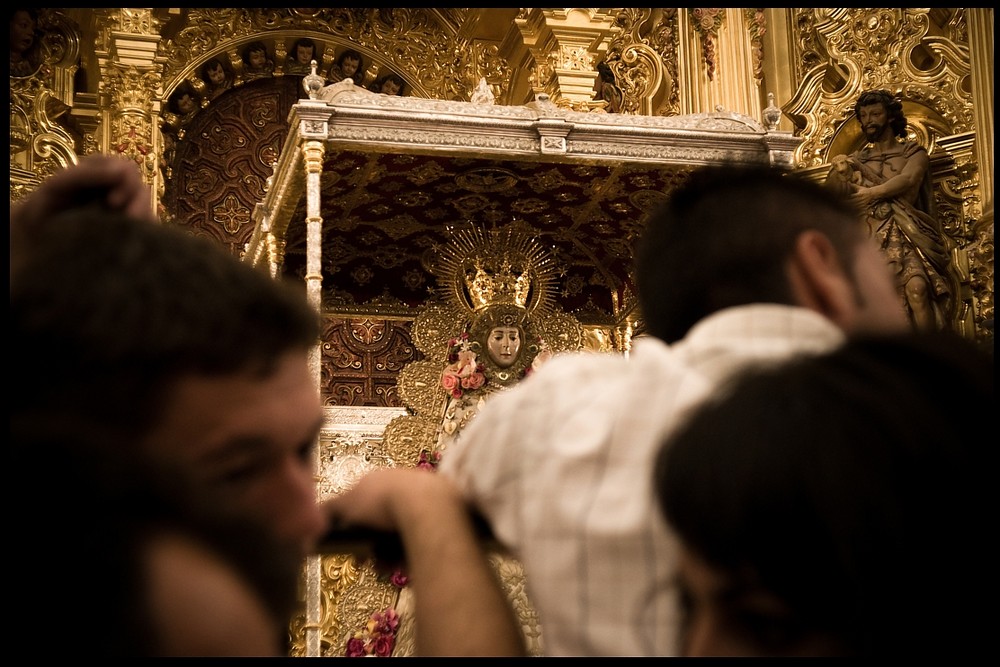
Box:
11 206 320 460
635 163 868 343
655 331 993 655
854 89 907 138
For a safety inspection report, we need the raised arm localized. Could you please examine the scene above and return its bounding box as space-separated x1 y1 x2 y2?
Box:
11 154 155 228
323 468 526 657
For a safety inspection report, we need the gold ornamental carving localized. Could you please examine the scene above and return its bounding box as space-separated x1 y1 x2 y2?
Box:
396 362 448 423
157 9 495 103
382 223 588 655
786 8 973 169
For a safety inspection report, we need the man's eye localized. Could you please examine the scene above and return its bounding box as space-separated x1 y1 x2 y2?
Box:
296 440 315 464
216 459 269 485
733 611 808 654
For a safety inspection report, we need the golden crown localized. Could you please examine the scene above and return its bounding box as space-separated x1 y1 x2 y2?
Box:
466 257 532 311
432 223 558 317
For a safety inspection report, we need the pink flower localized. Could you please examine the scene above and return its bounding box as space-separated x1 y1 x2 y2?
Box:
390 569 410 587
441 372 460 393
345 637 367 657
370 608 400 635
417 449 440 471
441 332 490 399
461 372 485 390
346 607 400 657
373 634 395 657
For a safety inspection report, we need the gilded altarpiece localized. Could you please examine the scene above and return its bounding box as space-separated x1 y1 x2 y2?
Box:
10 7 993 658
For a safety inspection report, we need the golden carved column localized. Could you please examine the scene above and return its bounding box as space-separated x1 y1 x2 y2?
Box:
515 8 620 108
760 9 797 132
677 8 762 119
967 8 994 206
301 137 326 657
93 8 164 216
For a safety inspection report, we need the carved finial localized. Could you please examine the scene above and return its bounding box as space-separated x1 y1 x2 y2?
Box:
763 91 782 131
265 160 277 192
303 59 325 99
533 92 559 113
471 77 496 105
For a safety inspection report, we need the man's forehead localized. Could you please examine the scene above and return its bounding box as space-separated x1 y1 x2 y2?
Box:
143 356 321 461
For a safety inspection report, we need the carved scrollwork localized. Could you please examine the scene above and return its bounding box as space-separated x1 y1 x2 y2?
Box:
396 360 449 418
381 413 441 467
410 303 465 357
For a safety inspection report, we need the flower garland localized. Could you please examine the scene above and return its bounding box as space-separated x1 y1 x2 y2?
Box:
344 569 410 657
345 608 400 657
440 332 487 399
417 448 441 471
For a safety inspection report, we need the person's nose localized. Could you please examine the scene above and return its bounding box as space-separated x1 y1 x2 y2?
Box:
277 457 327 553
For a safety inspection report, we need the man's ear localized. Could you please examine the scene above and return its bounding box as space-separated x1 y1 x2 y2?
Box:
786 230 856 329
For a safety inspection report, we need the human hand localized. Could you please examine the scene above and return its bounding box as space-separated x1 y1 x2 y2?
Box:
10 154 155 227
323 468 457 533
321 468 465 569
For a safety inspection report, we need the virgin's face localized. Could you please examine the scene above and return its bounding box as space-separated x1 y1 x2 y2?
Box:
487 326 521 368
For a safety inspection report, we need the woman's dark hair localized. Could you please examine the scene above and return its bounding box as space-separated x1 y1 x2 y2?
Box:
655 331 993 655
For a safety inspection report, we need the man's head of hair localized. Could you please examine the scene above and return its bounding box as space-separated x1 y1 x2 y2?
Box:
635 163 864 343
854 89 907 138
11 207 320 458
